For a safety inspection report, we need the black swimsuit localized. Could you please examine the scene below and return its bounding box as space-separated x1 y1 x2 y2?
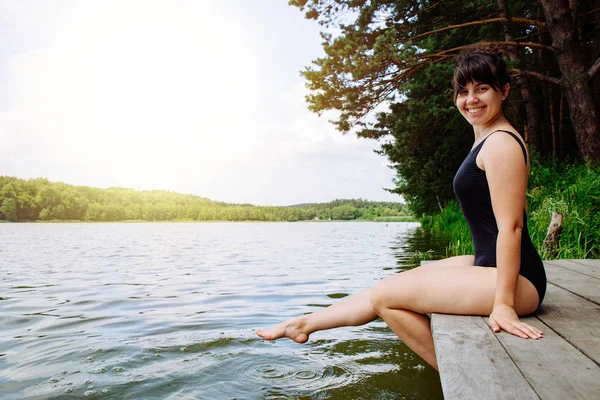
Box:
453 130 546 306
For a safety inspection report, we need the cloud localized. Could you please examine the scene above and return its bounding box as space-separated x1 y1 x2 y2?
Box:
209 83 397 205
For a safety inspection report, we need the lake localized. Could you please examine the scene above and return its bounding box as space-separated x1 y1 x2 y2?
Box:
0 222 449 399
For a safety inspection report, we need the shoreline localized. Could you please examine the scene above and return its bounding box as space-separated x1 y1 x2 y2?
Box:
1 217 419 224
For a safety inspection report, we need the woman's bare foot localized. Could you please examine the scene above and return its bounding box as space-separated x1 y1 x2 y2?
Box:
256 317 309 343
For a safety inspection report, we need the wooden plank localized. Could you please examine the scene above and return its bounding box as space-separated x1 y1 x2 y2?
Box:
570 259 600 267
495 315 600 400
537 283 600 364
545 259 600 280
544 263 600 305
431 314 538 400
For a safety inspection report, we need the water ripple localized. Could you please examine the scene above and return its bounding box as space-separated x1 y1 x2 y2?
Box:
0 222 444 399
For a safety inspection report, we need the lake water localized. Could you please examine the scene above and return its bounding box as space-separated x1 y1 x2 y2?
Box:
0 222 449 399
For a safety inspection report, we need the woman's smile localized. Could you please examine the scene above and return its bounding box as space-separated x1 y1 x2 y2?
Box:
467 106 486 114
456 81 507 129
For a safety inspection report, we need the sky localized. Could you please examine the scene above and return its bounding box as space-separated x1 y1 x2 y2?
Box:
0 0 399 206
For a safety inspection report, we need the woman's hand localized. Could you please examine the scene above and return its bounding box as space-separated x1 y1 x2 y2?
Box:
489 303 543 339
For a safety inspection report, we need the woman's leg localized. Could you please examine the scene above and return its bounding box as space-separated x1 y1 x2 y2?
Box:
370 265 540 370
255 287 375 343
255 255 475 342
375 308 437 368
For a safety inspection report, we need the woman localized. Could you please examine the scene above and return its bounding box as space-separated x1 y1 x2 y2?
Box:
256 45 547 371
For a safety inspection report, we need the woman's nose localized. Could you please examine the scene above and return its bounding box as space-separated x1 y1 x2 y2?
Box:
466 92 479 103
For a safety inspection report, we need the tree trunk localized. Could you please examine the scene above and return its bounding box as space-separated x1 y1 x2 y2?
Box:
549 93 557 157
540 0 600 163
537 5 552 158
542 212 563 258
497 0 541 152
559 92 566 160
594 0 600 120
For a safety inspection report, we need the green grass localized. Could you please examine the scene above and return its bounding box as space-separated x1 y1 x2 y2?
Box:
527 160 600 259
421 202 473 256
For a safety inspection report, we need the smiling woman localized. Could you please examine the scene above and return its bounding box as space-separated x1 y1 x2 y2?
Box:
256 43 547 373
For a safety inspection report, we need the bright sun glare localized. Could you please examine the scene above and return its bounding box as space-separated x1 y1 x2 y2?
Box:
2 1 398 205
14 1 265 185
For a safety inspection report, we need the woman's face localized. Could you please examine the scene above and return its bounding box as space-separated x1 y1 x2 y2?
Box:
455 81 508 127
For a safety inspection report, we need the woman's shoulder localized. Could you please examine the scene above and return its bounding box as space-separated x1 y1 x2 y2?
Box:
482 129 528 164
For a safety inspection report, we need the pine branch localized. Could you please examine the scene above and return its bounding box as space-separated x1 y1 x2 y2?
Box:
403 18 544 43
420 0 457 14
433 41 557 55
511 69 562 86
580 7 600 18
512 31 543 42
420 8 489 29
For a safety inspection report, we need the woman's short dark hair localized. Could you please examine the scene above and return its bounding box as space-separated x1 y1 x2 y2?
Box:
452 43 511 100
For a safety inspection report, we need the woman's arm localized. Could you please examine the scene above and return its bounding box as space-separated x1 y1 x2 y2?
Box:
479 132 540 339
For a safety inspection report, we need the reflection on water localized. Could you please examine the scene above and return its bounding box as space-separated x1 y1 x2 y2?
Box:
0 222 448 399
389 226 450 271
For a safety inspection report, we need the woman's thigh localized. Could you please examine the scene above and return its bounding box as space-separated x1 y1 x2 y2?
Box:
371 264 539 316
416 255 475 270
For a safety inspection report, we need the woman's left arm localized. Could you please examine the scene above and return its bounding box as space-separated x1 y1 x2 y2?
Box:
480 133 542 339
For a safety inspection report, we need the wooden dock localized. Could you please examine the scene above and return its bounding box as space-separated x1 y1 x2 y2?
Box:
429 259 600 400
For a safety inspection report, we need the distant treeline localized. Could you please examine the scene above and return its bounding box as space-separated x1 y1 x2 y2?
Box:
0 176 411 222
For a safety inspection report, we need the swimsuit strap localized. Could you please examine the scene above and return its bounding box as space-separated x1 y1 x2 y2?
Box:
485 129 528 164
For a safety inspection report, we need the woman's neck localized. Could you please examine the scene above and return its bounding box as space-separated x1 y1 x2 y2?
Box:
473 114 507 141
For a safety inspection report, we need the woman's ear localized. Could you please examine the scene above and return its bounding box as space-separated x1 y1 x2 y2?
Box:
502 83 510 100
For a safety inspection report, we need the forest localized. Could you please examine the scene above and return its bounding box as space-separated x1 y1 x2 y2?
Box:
0 176 411 222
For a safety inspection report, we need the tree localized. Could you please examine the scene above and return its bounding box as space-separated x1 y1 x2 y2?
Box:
0 198 18 221
53 204 66 220
497 0 540 151
60 188 89 220
538 0 600 162
35 185 61 211
1 183 16 199
16 192 35 220
378 61 472 215
331 204 358 220
39 207 52 221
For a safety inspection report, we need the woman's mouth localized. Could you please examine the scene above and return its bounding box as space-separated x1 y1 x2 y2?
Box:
467 106 485 114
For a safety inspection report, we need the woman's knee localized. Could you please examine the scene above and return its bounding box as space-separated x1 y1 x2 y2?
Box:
370 275 414 314
369 283 386 314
